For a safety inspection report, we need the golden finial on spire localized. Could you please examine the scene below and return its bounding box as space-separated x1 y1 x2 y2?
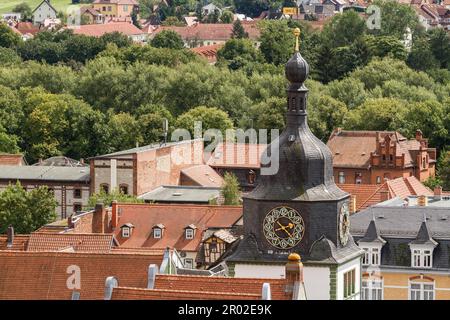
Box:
293 27 301 52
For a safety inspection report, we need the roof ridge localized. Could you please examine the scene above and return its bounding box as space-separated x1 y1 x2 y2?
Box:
115 286 261 296
156 274 287 282
358 182 388 211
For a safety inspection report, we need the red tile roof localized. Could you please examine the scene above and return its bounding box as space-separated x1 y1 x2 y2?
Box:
15 22 40 35
113 203 242 252
152 22 260 41
0 250 164 299
0 153 25 165
111 274 290 300
93 0 138 4
207 143 268 169
387 176 433 199
0 235 29 250
26 233 114 253
180 164 223 187
69 22 144 37
190 44 223 63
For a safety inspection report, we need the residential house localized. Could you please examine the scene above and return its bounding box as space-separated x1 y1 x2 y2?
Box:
202 3 222 17
2 13 21 22
350 190 450 300
91 0 139 20
207 142 267 192
69 22 147 42
190 43 223 64
32 0 58 26
137 185 221 204
80 6 104 24
327 129 436 185
150 22 261 48
339 176 434 213
0 165 90 219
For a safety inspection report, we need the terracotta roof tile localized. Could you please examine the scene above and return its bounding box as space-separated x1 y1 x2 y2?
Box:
0 250 164 299
0 235 29 250
69 22 144 37
111 287 261 300
190 44 223 63
27 233 114 253
180 164 223 187
152 22 260 41
338 183 388 211
153 274 290 300
113 203 242 252
387 176 433 199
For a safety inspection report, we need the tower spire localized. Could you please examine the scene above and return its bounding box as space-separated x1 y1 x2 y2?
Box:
294 27 300 52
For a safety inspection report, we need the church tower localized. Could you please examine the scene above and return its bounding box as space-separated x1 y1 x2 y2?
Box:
226 28 363 300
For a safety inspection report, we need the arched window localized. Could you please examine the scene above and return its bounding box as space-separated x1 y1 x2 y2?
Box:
119 184 129 195
409 276 434 300
100 183 109 194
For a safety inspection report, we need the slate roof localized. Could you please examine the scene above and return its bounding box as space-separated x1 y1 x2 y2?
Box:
0 165 90 182
357 219 386 244
113 203 242 252
180 164 223 187
0 250 164 299
409 220 438 246
26 233 115 253
138 185 221 203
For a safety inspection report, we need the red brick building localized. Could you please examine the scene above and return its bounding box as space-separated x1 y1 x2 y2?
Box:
327 129 436 185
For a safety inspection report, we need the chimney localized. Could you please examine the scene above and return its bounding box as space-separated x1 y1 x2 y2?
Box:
349 195 357 214
93 202 106 233
6 225 14 248
262 283 271 300
434 186 442 201
285 253 307 300
111 200 119 230
67 214 75 229
417 195 428 207
80 158 84 165
415 129 423 141
38 158 43 165
147 264 158 289
104 276 118 300
380 190 389 202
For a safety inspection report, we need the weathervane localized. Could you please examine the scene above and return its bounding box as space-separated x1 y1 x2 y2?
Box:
293 27 301 52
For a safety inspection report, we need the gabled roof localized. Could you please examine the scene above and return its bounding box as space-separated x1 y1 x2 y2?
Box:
0 250 164 299
190 43 222 63
26 233 115 253
32 156 87 167
0 165 90 182
180 165 224 187
358 218 386 244
32 0 58 14
92 0 139 4
113 203 242 252
410 220 438 246
69 22 144 37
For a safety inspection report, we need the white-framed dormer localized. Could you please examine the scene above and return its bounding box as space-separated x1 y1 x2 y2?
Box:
359 242 382 266
120 223 134 238
408 244 435 269
184 224 197 240
152 224 165 239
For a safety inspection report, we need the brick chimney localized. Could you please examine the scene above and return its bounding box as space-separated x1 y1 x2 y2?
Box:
415 129 423 141
6 225 14 248
433 186 442 201
417 195 428 207
285 253 307 300
349 195 357 214
111 200 119 230
93 202 106 233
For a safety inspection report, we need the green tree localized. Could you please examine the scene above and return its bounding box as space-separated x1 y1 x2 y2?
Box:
428 28 450 70
87 188 144 209
232 20 249 39
0 23 21 48
217 38 263 70
371 0 419 38
0 125 20 154
437 149 450 190
365 35 408 60
325 77 367 109
259 20 294 65
107 112 143 151
308 94 348 140
220 10 234 23
234 0 269 17
321 10 366 48
151 30 185 49
220 172 241 205
407 37 439 71
138 104 174 144
100 32 133 48
0 182 57 234
0 47 22 65
12 2 33 21
175 106 234 136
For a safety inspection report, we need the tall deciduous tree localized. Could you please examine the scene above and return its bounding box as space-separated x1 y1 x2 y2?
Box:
221 172 241 205
0 23 21 48
151 30 185 49
232 20 248 39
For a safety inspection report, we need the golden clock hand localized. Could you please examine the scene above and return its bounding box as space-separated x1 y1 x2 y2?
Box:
283 228 293 238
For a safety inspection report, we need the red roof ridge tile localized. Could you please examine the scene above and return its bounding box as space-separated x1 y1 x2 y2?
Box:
156 273 287 283
114 286 261 297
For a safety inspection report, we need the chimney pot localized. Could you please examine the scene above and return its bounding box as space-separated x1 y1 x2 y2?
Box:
111 200 119 230
434 186 442 201
7 225 14 248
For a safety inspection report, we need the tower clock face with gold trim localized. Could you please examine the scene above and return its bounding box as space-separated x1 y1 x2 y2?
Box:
339 202 350 246
263 206 305 249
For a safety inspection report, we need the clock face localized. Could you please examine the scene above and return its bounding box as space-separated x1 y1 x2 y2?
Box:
339 202 350 246
263 206 305 249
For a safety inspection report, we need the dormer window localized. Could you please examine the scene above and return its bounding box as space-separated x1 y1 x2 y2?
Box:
410 247 433 268
361 246 381 266
184 224 197 240
120 223 134 238
152 224 165 239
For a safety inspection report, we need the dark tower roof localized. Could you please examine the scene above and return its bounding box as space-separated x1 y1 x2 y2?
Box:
358 217 386 244
245 31 347 202
410 219 438 246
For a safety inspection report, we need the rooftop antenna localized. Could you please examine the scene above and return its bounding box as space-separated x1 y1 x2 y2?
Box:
161 118 168 147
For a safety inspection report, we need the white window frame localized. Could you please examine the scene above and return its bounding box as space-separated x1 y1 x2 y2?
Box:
184 258 194 269
153 228 162 239
359 243 382 266
185 228 194 240
409 245 434 269
409 281 435 300
122 227 130 238
361 278 384 300
338 172 345 184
